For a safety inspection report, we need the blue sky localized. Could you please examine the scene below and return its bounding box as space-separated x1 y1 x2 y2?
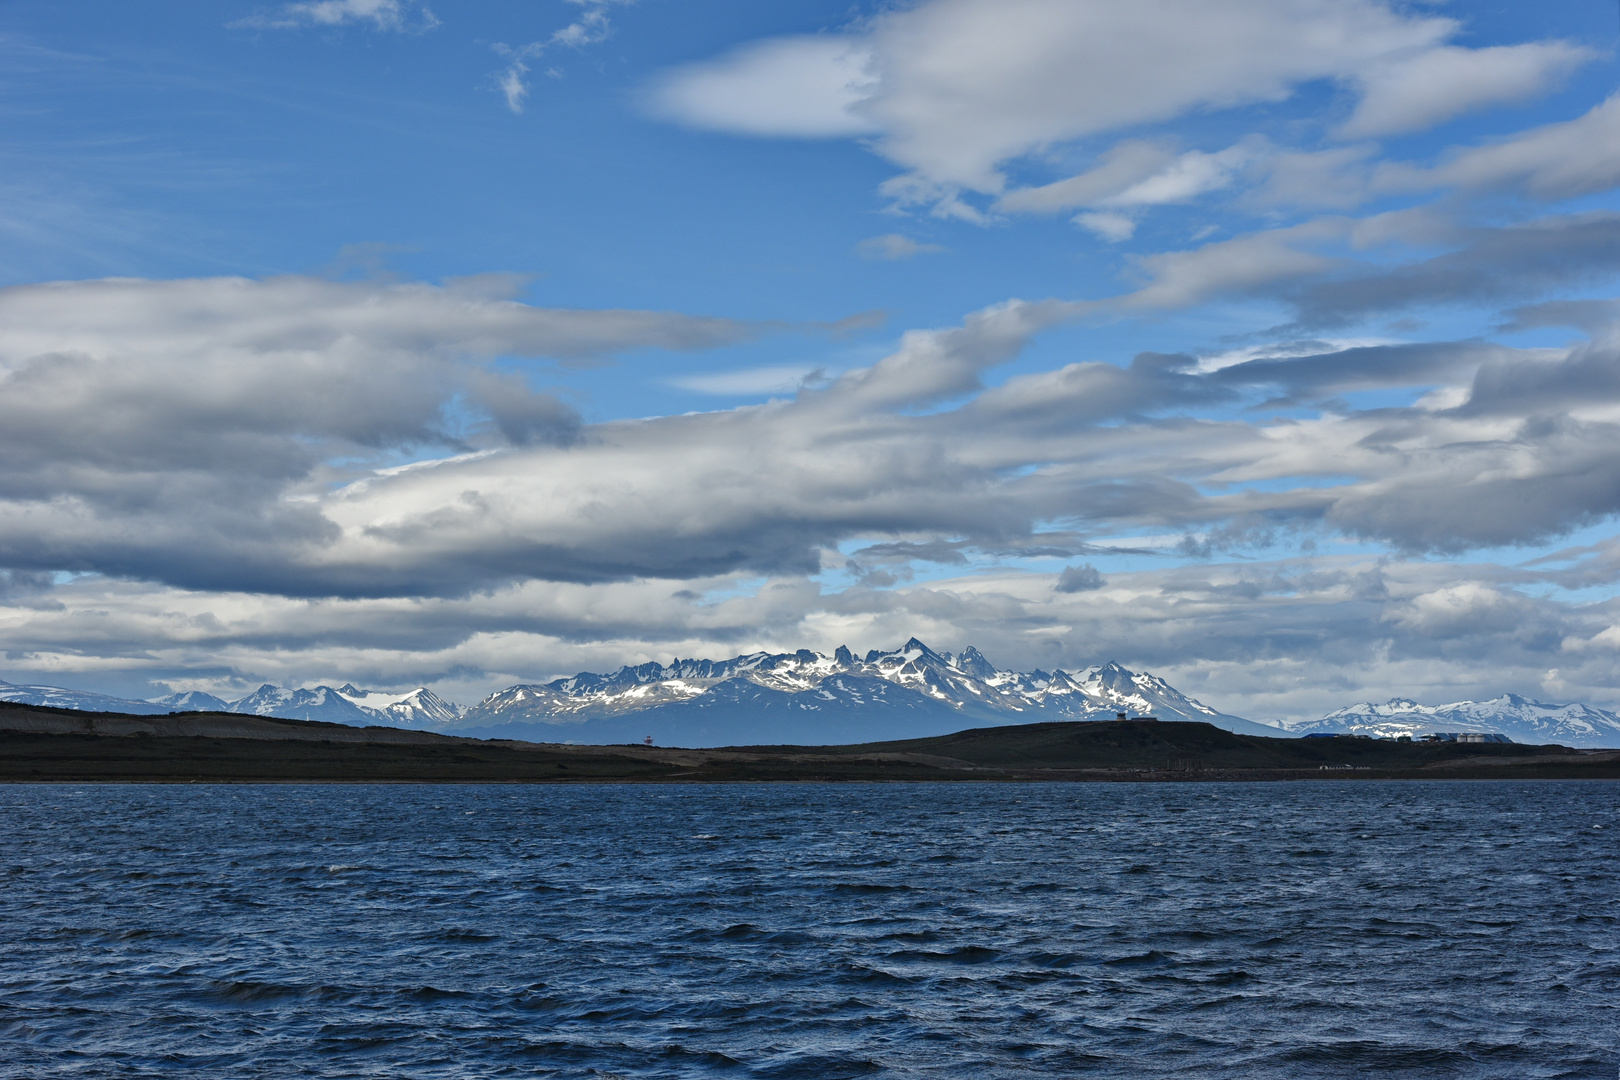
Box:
4 0 1620 721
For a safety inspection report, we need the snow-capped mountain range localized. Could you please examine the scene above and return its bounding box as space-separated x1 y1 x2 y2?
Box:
0 638 1270 745
1286 695 1620 748
5 639 1619 747
446 638 1278 745
0 679 461 730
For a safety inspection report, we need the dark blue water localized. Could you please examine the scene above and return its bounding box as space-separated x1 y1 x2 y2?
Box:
2 781 1616 1078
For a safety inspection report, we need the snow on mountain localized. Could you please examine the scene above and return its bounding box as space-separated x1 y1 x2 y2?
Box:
1291 695 1620 748
151 690 232 712
451 638 1282 745
228 684 379 725
334 685 462 728
0 676 463 728
0 679 174 715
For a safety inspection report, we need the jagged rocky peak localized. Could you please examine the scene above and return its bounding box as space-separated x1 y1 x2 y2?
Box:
1084 662 1136 688
954 646 998 680
901 636 941 658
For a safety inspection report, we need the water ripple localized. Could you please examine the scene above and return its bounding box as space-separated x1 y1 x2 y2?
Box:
0 780 1616 1077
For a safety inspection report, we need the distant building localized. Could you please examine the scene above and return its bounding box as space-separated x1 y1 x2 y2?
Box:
1423 732 1512 744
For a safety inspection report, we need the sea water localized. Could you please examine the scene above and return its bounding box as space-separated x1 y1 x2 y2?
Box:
1 781 1615 1078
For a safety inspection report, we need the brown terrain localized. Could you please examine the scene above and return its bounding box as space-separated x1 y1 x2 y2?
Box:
1 699 1616 783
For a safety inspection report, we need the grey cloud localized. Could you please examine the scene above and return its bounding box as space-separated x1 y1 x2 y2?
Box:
816 298 1082 412
6 547 1620 727
1100 205 1620 330
465 371 583 447
1454 339 1620 418
958 350 1219 431
1384 92 1620 202
0 276 761 594
1055 564 1103 592
1284 214 1620 329
1339 42 1593 140
1208 340 1518 403
6 277 1620 601
1502 299 1620 336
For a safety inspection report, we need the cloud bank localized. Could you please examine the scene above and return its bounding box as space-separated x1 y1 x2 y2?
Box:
6 275 1620 605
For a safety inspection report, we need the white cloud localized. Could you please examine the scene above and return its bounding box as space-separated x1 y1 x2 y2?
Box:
1003 142 1259 234
653 0 1454 204
1073 212 1136 243
1059 144 1260 238
6 274 1620 618
997 141 1178 214
671 366 825 395
648 36 880 137
1116 219 1346 309
856 233 946 260
1102 145 1256 207
1340 41 1593 139
1389 93 1620 202
8 278 1620 715
8 546 1620 726
0 275 760 593
493 0 634 115
237 0 438 31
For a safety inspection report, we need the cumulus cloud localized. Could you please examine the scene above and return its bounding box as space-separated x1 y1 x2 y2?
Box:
1055 564 1103 592
648 0 1527 211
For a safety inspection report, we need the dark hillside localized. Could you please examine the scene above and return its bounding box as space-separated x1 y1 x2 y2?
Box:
1 702 1615 782
818 720 1582 771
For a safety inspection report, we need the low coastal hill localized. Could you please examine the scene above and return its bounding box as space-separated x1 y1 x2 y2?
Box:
2 700 1616 782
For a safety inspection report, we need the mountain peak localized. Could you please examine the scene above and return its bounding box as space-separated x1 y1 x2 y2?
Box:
955 645 997 679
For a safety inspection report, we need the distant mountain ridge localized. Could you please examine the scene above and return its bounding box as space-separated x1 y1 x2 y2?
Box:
1289 694 1620 748
0 637 1273 745
0 678 458 730
12 643 1616 748
437 637 1279 746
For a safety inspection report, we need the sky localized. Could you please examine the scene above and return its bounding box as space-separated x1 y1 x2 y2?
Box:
4 0 1620 723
